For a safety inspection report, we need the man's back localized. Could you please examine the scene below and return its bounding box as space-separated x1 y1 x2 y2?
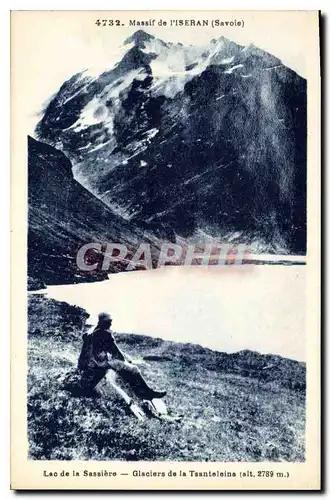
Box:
77 313 166 400
92 327 125 364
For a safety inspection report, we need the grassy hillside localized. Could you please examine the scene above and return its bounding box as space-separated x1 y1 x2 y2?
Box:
28 294 306 462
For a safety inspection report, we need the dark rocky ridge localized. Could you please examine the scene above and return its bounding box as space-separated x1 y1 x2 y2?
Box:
28 136 159 287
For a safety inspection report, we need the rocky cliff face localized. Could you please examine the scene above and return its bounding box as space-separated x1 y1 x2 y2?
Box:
36 30 307 255
28 136 158 287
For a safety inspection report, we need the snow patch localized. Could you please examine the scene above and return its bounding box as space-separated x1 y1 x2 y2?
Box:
70 97 114 135
89 140 112 153
219 56 235 64
101 69 148 105
143 128 159 140
224 64 244 74
148 39 223 98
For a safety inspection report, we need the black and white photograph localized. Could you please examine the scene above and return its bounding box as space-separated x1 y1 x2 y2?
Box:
10 9 320 490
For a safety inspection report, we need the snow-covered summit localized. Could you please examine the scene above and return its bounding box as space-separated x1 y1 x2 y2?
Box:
35 31 307 255
124 29 156 47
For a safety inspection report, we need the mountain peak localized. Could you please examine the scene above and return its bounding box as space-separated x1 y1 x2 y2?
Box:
124 30 155 46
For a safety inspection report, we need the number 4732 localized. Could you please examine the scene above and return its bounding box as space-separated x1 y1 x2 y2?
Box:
95 19 122 27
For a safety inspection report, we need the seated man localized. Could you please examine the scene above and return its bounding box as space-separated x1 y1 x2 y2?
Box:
78 312 166 400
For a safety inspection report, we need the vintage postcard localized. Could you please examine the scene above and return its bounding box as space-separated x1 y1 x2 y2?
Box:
11 10 320 490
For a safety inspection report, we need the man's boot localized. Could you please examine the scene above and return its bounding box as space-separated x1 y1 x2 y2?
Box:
143 388 167 400
135 377 167 400
119 364 167 400
131 372 166 400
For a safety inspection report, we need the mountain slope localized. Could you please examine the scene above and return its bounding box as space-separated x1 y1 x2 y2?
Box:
28 136 159 287
28 294 305 461
36 31 307 255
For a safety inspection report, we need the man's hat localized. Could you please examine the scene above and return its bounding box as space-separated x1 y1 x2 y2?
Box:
98 312 112 322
